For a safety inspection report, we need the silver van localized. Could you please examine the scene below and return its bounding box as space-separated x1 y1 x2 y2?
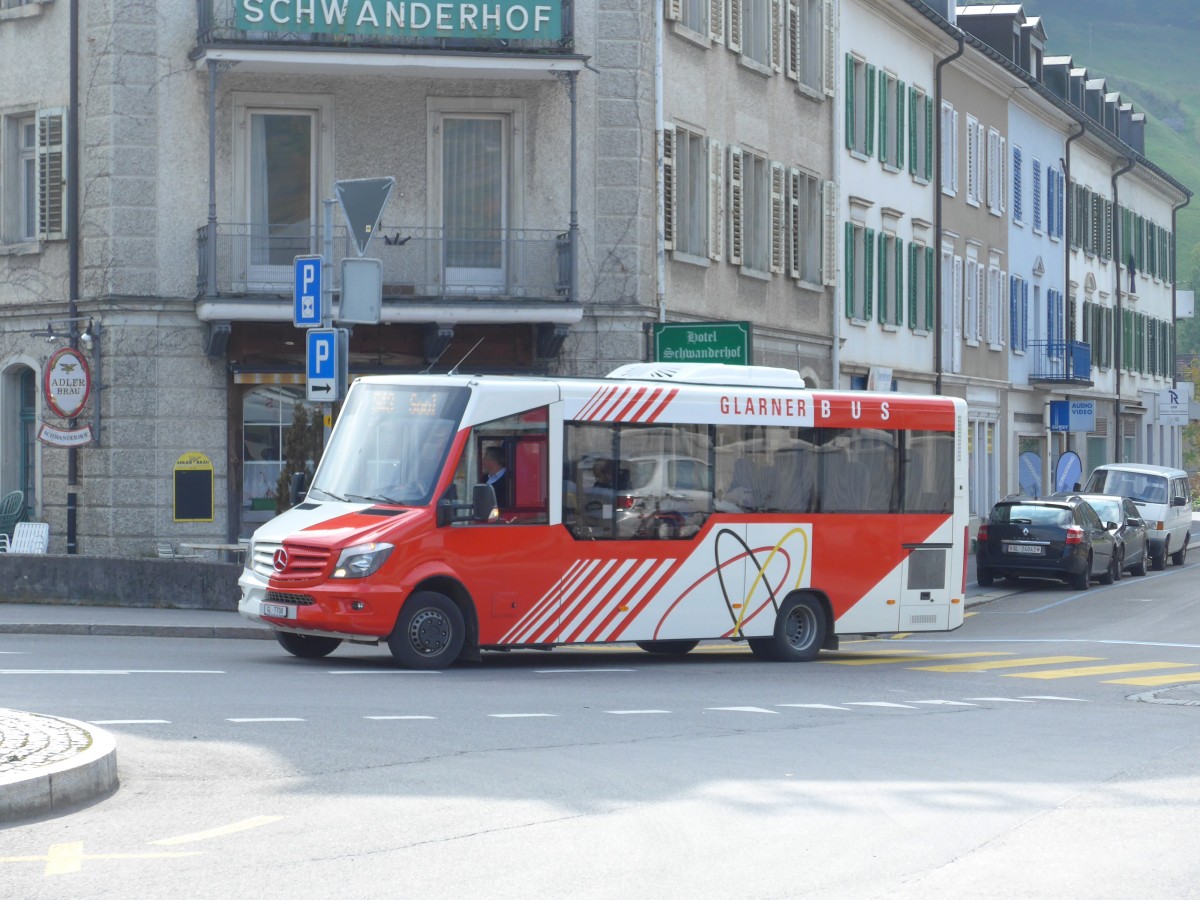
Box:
1081 464 1192 569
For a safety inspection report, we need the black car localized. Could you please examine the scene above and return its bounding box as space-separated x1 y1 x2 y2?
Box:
1053 492 1149 579
976 496 1118 590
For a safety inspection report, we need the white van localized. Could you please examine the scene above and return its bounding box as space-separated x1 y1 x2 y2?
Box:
1082 463 1192 569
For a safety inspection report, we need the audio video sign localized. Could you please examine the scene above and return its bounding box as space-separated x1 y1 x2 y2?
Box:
237 0 563 40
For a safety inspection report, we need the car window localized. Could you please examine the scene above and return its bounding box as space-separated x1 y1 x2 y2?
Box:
1122 499 1140 520
1088 499 1120 524
1077 503 1102 528
993 504 1070 527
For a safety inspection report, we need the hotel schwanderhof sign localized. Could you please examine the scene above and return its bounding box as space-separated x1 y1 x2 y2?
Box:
237 0 563 40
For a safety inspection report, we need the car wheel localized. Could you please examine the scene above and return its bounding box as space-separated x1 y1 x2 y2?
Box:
274 631 341 659
1151 544 1167 571
1099 551 1117 585
1171 533 1189 566
1113 549 1123 581
762 595 827 662
1071 555 1091 591
977 567 995 587
387 590 466 670
1131 550 1148 577
636 639 699 655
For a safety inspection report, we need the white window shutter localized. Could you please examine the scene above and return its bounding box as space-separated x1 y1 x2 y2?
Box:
787 168 801 279
662 125 676 251
999 269 1007 345
822 179 837 286
708 138 724 261
823 0 835 96
37 107 67 241
728 0 742 53
976 264 985 343
665 0 683 22
952 256 963 342
999 136 1007 214
728 145 744 265
771 0 783 73
770 161 786 274
709 0 725 44
786 2 799 81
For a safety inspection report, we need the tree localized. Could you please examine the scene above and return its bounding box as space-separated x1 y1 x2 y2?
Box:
275 404 314 514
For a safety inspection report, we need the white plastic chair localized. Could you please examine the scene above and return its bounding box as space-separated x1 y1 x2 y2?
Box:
10 522 49 554
0 533 9 553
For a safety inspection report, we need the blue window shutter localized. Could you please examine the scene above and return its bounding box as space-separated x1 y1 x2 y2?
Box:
1009 276 1017 352
1021 280 1029 351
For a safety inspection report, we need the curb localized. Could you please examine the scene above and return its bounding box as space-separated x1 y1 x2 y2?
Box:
0 623 272 640
0 715 119 824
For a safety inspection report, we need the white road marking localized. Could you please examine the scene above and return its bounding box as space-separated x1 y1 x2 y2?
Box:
964 697 1036 703
536 668 636 674
1019 695 1089 701
226 717 305 723
489 713 557 718
911 700 979 706
365 715 436 720
327 670 438 675
0 669 224 675
88 719 170 725
606 709 671 715
705 706 778 714
845 702 917 709
776 703 850 711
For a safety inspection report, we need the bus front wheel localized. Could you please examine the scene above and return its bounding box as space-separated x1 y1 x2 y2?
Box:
388 591 465 670
762 596 827 662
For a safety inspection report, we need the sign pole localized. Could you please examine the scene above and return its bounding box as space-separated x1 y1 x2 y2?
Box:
322 197 335 431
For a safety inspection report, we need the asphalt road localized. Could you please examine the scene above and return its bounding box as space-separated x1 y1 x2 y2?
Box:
2 558 1199 898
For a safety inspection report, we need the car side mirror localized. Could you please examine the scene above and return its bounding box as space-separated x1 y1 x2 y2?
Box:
473 483 498 521
1171 496 1188 507
288 471 308 506
1106 521 1118 531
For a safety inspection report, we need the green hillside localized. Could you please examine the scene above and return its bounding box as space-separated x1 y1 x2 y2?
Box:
1022 0 1200 349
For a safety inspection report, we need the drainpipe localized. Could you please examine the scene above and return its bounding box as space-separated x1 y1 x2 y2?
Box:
569 70 579 318
933 30 964 395
1170 193 1190 468
653 0 666 326
206 60 219 299
1059 120 1084 466
1110 154 1134 463
66 0 80 553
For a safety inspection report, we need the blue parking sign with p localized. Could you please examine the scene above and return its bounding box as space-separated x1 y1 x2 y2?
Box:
294 255 322 327
306 328 338 401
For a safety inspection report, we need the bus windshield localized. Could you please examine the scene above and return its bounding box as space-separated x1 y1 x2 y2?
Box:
308 382 470 507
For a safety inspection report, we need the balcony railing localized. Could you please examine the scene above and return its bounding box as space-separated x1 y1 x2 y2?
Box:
195 0 575 53
197 223 573 303
1028 340 1093 386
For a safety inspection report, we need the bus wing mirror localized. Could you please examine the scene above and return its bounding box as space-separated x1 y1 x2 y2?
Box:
473 483 498 521
289 471 308 506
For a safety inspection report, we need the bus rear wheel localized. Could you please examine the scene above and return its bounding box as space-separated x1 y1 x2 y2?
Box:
274 631 342 659
756 596 827 662
636 639 699 655
388 591 465 670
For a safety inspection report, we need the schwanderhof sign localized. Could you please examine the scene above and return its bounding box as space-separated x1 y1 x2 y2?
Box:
236 0 564 40
654 322 750 365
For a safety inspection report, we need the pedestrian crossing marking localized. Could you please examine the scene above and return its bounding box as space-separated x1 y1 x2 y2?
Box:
1003 662 1194 680
821 651 1010 666
1102 672 1200 686
914 656 1102 672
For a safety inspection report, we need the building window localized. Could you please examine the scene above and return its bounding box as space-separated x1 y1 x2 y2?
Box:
680 0 706 33
728 146 771 273
968 418 998 520
739 0 773 67
878 71 904 170
909 242 934 332
986 127 1006 216
1011 145 1023 225
3 109 65 244
940 101 958 195
986 262 1003 349
909 87 933 182
1031 158 1042 233
18 116 36 241
664 124 712 259
1010 275 1029 352
845 55 874 157
787 0 823 90
844 221 873 320
242 386 321 518
964 255 981 345
878 232 903 325
965 115 983 207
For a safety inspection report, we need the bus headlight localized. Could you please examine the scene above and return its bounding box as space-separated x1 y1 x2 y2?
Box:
332 542 394 579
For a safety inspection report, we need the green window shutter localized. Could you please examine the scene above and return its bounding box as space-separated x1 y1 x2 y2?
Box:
924 97 934 182
877 234 887 321
864 228 875 319
865 64 876 158
895 80 906 171
908 242 919 326
845 55 856 151
908 88 918 175
925 247 935 332
845 221 855 317
895 236 904 326
878 70 888 162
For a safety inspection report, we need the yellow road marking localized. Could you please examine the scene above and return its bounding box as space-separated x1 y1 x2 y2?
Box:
914 656 1102 672
1004 662 1194 680
150 815 284 846
821 652 1009 666
0 842 202 876
1103 672 1200 686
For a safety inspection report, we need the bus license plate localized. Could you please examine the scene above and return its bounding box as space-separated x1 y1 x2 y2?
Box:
1005 544 1043 556
262 603 293 618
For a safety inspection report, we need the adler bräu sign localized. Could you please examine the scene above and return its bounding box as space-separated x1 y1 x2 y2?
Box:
236 0 563 40
44 346 92 418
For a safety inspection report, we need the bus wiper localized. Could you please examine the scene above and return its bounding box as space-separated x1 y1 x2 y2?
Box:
345 493 407 506
308 487 349 502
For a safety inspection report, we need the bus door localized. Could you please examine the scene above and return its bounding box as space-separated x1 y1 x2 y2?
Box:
898 543 953 630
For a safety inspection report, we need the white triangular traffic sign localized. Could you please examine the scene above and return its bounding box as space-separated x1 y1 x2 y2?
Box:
335 177 395 257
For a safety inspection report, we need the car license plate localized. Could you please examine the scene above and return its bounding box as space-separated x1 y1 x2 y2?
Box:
1005 544 1044 556
262 603 293 618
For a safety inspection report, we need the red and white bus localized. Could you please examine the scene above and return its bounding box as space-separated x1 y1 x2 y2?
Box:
239 363 968 668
